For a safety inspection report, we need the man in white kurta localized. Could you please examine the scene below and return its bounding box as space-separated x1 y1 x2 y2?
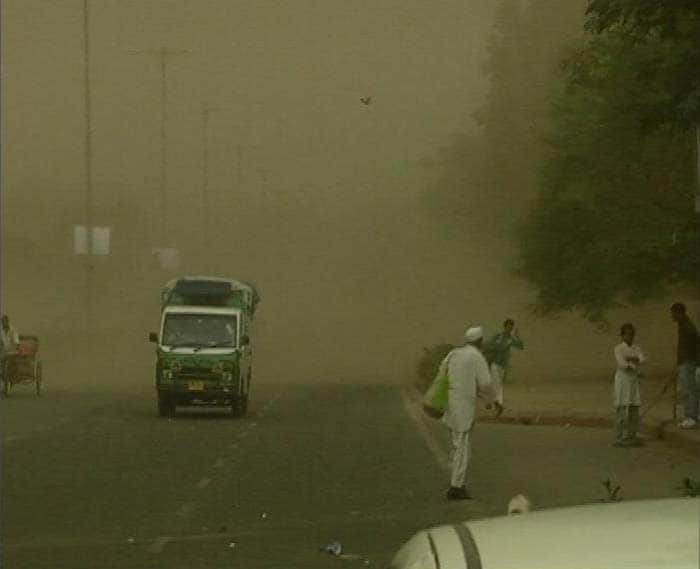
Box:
442 326 496 500
613 323 645 447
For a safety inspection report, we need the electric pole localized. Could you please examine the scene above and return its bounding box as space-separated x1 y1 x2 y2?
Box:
127 46 192 245
201 106 231 255
82 0 94 349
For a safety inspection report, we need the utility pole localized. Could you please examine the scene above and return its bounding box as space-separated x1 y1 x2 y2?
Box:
201 107 229 252
82 0 94 349
127 46 192 245
234 143 260 190
201 109 260 256
202 108 210 251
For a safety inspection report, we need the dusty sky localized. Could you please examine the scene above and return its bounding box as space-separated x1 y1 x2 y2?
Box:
0 1 691 388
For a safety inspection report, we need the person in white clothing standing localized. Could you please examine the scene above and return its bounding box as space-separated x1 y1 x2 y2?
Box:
613 322 645 447
441 326 496 500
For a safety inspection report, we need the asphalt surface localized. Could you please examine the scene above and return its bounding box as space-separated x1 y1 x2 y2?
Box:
1 379 698 568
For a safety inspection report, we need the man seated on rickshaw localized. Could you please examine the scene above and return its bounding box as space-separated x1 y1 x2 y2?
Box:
0 314 20 381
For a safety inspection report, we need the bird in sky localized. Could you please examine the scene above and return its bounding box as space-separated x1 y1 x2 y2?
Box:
360 96 372 105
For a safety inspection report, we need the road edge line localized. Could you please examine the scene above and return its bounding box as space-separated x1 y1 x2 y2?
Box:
399 387 449 473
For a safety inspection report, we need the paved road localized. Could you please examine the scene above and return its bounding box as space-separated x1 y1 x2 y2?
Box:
1 379 698 568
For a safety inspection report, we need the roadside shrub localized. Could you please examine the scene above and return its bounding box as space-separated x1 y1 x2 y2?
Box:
416 343 455 393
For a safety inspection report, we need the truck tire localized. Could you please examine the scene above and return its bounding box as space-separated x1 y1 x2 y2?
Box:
231 375 249 418
35 362 42 397
245 370 251 412
157 393 176 417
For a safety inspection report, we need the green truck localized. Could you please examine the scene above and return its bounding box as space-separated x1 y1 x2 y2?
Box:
148 276 260 418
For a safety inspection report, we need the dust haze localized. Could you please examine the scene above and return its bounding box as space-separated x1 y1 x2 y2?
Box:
0 1 688 393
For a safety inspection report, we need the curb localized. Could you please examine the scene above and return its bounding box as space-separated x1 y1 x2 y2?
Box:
478 415 611 428
479 414 697 455
411 385 697 455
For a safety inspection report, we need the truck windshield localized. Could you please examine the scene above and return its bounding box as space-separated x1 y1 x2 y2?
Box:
162 313 238 348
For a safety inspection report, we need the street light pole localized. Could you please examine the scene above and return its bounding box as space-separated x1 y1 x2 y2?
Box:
201 106 230 259
127 46 192 245
202 108 211 253
82 0 94 349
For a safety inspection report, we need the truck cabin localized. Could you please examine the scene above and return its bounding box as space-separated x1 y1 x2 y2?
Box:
150 278 256 350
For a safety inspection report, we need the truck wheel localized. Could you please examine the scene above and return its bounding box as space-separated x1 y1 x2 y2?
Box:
241 372 251 414
35 362 42 397
157 394 175 417
231 372 249 418
245 371 252 410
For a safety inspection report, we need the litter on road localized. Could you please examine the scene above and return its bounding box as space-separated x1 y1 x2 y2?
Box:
321 541 342 556
321 542 370 562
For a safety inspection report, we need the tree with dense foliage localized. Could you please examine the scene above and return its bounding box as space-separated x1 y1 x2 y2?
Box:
517 1 700 322
586 0 700 126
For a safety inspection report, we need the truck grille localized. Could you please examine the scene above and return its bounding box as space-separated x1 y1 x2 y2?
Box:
178 367 218 380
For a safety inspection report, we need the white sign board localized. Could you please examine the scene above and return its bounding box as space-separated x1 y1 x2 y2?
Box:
91 227 111 255
152 247 180 270
73 225 111 255
73 225 88 255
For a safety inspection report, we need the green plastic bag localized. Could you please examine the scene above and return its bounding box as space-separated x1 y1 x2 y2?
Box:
422 352 452 419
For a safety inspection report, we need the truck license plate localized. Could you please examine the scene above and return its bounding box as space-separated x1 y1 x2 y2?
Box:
188 381 205 391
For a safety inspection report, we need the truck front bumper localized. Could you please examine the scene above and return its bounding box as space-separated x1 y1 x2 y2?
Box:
157 382 239 405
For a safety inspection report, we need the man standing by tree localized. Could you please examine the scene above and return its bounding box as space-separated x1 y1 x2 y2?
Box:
671 303 699 429
442 326 496 500
484 318 524 415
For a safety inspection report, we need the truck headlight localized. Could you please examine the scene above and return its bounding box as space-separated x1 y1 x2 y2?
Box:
222 372 233 382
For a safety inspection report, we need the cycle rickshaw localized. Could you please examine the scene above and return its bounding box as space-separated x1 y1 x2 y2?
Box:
2 335 42 396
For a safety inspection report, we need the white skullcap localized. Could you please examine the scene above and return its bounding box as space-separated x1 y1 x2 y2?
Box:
464 326 483 343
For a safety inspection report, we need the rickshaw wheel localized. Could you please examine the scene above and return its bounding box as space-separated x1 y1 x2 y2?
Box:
35 361 43 396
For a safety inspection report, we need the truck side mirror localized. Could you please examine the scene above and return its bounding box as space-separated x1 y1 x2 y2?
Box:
148 332 159 343
241 335 250 346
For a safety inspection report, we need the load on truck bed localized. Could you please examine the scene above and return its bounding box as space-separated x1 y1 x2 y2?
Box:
148 276 260 418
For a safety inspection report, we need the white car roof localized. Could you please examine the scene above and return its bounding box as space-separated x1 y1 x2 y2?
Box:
390 498 699 569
